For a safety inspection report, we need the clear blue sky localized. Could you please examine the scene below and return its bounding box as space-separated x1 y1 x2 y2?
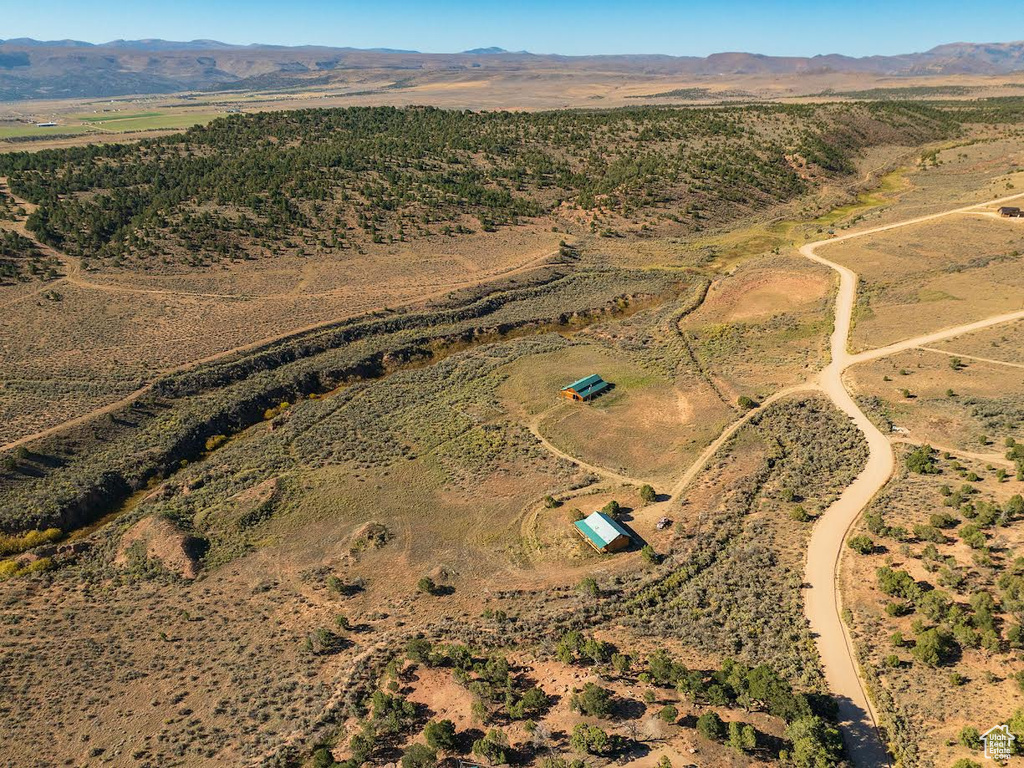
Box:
4 0 1023 57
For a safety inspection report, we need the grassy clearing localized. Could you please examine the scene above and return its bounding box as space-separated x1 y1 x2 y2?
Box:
83 111 224 132
502 343 711 483
692 166 913 272
679 258 833 398
809 168 911 230
0 124 98 140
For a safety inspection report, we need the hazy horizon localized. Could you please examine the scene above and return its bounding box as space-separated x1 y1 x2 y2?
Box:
2 34 1023 60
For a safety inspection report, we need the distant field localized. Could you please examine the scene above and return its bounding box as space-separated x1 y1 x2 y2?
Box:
0 123 98 139
78 110 164 123
76 110 224 131
814 85 973 100
0 110 223 141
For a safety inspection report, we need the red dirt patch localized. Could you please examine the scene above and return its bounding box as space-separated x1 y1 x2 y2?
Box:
703 270 830 323
404 666 478 730
115 516 203 579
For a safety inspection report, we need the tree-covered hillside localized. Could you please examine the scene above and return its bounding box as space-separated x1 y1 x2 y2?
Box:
0 103 960 270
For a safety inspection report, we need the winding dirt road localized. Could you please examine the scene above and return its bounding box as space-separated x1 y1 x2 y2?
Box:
523 196 1024 767
5 173 1024 764
799 189 1024 767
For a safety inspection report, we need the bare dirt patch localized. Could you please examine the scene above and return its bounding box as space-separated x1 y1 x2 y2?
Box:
701 269 830 324
114 516 204 579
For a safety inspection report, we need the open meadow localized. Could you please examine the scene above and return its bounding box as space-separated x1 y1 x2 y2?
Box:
826 213 1024 351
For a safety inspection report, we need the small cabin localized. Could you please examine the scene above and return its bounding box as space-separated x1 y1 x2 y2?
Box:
574 511 632 553
998 206 1022 218
560 374 610 402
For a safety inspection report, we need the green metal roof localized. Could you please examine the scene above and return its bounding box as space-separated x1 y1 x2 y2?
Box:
576 379 609 398
562 374 610 399
563 373 603 392
574 511 631 549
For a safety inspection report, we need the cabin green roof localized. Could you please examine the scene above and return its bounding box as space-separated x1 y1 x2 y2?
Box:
574 511 631 549
562 374 609 398
563 374 602 391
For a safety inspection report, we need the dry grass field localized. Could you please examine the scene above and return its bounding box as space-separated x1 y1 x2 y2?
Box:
0 224 562 445
824 213 1024 350
929 317 1024 365
2 87 1024 768
848 347 1024 453
499 344 731 486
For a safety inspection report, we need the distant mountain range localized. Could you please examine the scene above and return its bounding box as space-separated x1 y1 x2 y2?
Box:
1 37 1023 102
462 47 530 55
